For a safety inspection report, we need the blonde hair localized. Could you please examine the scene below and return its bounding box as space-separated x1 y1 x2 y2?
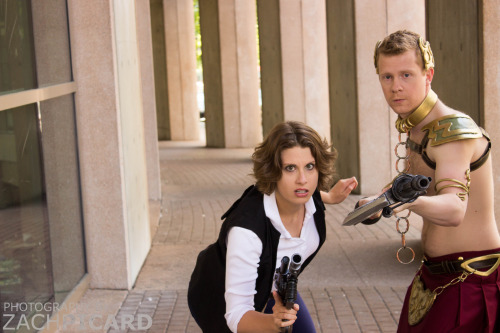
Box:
374 30 434 73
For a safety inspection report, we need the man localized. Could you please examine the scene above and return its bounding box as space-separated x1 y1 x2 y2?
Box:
373 30 500 332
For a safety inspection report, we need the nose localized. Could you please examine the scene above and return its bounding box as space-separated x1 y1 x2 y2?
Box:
296 169 307 184
391 77 403 92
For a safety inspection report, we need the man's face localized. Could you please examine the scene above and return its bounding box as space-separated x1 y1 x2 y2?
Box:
377 50 432 118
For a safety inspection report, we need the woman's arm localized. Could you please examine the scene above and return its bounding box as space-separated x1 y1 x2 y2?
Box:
237 292 299 333
320 176 358 204
225 228 298 332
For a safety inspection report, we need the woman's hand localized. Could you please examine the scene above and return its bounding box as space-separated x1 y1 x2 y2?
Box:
321 177 358 204
271 291 299 331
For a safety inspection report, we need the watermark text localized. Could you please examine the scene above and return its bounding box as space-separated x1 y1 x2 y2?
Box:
2 302 152 331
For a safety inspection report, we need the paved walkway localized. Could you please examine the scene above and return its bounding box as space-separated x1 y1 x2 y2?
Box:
57 141 425 333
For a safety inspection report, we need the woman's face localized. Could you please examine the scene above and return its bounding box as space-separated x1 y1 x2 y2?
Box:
275 146 319 210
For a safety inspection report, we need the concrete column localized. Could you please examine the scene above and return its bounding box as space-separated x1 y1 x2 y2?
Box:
258 0 330 140
482 0 500 227
150 0 170 140
200 0 262 148
163 0 199 141
354 0 425 194
326 0 359 186
67 0 151 289
135 0 162 233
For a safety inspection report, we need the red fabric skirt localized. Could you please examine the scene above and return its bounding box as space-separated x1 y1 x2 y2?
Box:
398 248 500 333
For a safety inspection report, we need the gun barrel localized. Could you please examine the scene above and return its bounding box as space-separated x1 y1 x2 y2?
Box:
289 254 302 273
279 256 290 274
411 175 431 191
391 174 431 201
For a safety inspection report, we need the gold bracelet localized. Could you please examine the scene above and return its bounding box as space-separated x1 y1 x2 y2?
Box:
434 169 471 201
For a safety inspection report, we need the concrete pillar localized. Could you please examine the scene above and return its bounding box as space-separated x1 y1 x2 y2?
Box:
326 0 359 186
353 0 425 194
258 0 330 140
163 0 200 141
200 0 262 148
427 1 480 123
67 0 151 289
135 0 162 233
150 0 170 140
482 0 500 227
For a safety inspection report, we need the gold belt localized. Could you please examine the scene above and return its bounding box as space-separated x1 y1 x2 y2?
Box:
424 253 500 277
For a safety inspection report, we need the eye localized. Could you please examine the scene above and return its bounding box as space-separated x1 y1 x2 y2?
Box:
306 163 315 170
284 165 296 172
403 73 411 78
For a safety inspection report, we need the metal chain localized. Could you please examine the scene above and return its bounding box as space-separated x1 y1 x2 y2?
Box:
433 271 471 296
394 131 415 264
394 132 411 174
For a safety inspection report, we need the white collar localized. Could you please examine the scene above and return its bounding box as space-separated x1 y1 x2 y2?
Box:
263 192 316 238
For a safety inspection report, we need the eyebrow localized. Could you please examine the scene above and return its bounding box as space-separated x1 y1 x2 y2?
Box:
283 160 315 165
379 69 415 76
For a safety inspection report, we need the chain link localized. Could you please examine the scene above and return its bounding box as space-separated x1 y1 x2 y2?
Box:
394 132 411 174
434 272 471 296
394 131 415 264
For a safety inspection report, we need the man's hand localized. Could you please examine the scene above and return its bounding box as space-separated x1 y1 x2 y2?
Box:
321 177 358 204
357 185 391 219
391 200 415 215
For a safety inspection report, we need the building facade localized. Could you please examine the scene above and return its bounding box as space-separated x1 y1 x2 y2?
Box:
0 0 499 331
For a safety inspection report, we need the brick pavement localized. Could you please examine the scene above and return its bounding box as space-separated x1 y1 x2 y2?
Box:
107 141 424 333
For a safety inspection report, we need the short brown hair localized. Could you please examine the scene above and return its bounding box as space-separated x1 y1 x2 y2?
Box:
252 121 337 195
374 30 433 73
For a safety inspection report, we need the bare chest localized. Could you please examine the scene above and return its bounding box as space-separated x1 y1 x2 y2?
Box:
408 151 437 196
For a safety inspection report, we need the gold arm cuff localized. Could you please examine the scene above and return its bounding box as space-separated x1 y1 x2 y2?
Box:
434 169 471 201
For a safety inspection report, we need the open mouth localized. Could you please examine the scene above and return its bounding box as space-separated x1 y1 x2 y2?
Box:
295 189 309 196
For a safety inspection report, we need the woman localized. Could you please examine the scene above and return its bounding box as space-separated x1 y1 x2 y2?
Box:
188 121 357 332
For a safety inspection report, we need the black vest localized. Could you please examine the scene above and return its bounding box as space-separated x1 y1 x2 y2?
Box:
187 185 327 332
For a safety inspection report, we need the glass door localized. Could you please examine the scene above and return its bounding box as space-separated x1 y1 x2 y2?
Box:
0 0 55 329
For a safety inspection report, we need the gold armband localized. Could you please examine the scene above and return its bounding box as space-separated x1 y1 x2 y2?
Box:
434 169 471 201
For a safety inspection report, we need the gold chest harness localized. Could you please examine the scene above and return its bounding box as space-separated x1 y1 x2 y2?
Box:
406 114 491 172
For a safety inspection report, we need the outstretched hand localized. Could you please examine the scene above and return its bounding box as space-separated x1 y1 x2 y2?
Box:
271 291 299 331
357 185 392 219
321 177 358 204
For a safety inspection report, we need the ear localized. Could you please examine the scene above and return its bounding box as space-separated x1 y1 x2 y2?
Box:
425 68 434 85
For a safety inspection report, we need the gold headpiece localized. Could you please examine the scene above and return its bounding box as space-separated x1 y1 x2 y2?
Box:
418 37 434 71
374 36 435 74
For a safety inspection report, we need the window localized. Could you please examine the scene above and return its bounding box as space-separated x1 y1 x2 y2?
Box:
0 1 85 330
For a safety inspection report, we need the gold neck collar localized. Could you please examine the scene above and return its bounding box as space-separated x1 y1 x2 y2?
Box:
395 89 438 133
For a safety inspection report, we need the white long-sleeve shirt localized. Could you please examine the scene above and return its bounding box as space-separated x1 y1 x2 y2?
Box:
224 192 320 332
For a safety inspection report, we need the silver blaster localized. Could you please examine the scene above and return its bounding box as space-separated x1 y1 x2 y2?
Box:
343 174 431 226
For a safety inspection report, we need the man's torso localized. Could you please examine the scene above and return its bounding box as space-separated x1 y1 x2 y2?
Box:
407 109 499 256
